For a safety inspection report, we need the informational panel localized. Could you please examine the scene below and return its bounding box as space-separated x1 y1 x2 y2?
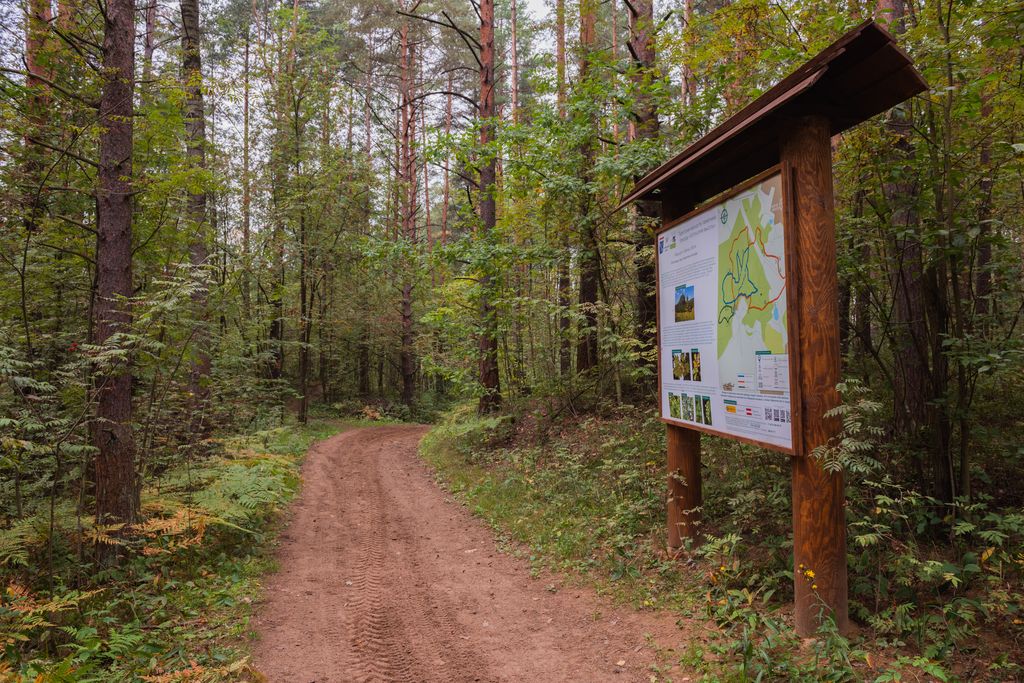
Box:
656 171 795 451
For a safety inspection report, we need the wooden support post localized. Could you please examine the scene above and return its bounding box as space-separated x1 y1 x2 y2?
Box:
781 115 849 636
660 191 701 551
667 423 701 548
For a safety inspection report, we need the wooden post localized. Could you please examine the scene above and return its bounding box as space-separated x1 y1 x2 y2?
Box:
780 115 849 636
667 423 701 547
661 192 701 550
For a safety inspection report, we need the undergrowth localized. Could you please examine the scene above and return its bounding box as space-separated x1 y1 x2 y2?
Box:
420 395 1024 682
0 419 349 682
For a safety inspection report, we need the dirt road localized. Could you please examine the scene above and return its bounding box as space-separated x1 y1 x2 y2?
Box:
253 426 694 682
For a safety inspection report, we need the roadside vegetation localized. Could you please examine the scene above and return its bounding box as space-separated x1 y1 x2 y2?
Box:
422 394 1024 682
2 0 1022 678
1 419 349 682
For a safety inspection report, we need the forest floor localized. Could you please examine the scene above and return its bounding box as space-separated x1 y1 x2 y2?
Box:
250 425 697 682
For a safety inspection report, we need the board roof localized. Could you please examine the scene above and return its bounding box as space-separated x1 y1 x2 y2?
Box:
621 20 927 208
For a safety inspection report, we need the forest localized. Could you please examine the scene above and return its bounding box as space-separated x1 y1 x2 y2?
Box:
0 0 1022 678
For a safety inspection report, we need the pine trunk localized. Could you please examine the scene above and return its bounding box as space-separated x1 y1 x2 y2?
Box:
878 0 953 503
510 0 519 124
477 0 502 413
575 0 599 374
555 0 571 376
398 20 417 406
442 77 452 245
94 0 138 528
23 0 52 237
181 0 211 436
626 0 660 380
241 27 252 318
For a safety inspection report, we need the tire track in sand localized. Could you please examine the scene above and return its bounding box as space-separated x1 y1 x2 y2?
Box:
253 425 695 682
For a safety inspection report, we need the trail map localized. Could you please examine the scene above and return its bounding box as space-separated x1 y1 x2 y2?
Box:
657 173 793 451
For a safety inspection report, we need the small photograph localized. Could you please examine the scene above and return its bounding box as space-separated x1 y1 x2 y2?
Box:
702 396 713 425
668 392 681 419
691 349 702 382
671 349 691 381
693 396 704 424
674 284 696 322
681 393 692 421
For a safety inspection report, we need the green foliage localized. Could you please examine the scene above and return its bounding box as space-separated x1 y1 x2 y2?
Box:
1 0 1023 676
0 420 349 681
424 385 1023 679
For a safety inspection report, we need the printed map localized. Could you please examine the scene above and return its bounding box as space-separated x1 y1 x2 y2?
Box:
716 175 787 394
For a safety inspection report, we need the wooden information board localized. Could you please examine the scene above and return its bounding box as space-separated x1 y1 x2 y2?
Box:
656 168 798 453
623 21 928 636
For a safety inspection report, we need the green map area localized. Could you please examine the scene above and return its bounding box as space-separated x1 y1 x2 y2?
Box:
716 180 788 382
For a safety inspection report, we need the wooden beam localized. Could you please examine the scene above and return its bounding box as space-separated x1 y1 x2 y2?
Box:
667 423 701 547
660 193 701 549
781 115 848 636
622 20 927 208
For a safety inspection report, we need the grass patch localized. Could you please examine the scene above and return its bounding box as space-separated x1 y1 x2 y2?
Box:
1 418 352 682
420 401 1024 682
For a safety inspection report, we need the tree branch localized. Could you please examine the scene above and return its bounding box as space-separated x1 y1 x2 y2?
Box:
27 136 99 168
409 90 480 112
0 68 98 108
396 9 482 52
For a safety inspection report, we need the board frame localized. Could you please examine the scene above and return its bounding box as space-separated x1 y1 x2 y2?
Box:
654 164 803 455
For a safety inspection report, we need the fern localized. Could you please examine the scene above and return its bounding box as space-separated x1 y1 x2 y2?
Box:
0 519 38 569
0 583 100 650
190 459 295 525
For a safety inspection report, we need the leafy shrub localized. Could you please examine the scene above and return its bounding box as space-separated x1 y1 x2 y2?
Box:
0 421 345 681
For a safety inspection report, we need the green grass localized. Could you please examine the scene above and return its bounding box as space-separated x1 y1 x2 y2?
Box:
1 418 354 682
418 403 1024 682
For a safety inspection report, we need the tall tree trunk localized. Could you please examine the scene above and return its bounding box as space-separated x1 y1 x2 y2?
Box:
680 0 695 105
142 0 157 88
442 75 452 245
364 55 373 158
358 338 371 396
626 0 660 382
23 0 52 237
421 104 431 246
268 53 286 382
477 0 502 413
346 86 354 153
510 0 519 124
241 23 252 319
575 0 600 374
94 0 138 528
851 190 873 362
555 0 571 376
877 0 952 503
398 19 417 406
18 0 54 361
268 226 285 381
298 210 309 422
611 0 618 143
294 83 310 423
181 0 211 437
975 71 993 317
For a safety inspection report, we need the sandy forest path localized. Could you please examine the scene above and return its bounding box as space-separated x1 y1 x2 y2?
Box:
252 425 695 682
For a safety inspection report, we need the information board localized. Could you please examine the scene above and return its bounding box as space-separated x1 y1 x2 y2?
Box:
656 171 795 451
